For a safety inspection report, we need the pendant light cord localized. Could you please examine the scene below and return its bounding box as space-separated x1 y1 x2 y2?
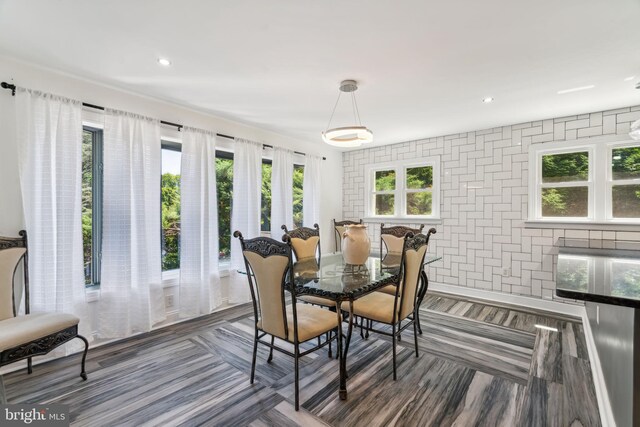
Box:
325 91 342 132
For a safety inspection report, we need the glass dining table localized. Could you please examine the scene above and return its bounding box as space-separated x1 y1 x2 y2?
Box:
289 252 441 400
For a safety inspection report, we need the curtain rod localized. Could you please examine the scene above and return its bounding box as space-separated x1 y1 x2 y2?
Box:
1 81 326 160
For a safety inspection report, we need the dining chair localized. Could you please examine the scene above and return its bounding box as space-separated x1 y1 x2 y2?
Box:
234 231 339 410
282 224 336 349
333 219 362 252
377 224 426 296
342 232 429 380
0 231 89 403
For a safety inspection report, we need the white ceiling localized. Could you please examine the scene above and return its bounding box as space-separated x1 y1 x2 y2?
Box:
0 0 639 148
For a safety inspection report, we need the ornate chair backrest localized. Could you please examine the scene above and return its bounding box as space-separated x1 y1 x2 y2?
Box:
281 224 320 261
333 219 362 252
380 224 425 258
395 229 436 322
0 230 28 321
234 231 293 340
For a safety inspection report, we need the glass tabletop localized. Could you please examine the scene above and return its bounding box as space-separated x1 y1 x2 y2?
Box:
290 252 442 301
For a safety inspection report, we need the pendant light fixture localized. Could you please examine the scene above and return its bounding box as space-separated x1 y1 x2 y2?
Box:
322 80 373 148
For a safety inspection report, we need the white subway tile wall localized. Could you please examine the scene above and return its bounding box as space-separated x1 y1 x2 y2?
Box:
342 105 640 302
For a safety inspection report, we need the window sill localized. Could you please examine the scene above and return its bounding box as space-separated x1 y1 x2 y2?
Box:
524 220 640 231
363 217 442 225
161 264 231 288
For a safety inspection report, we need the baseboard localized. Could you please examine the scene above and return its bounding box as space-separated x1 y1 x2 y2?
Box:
580 308 616 427
429 282 584 318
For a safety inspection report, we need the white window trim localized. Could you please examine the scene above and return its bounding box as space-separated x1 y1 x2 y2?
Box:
528 135 640 223
365 157 441 220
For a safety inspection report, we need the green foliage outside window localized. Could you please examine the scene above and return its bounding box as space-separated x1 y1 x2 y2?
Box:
216 157 233 261
293 166 304 228
612 147 640 180
540 152 589 217
161 173 180 271
406 166 433 215
375 170 395 191
541 152 588 183
81 131 93 284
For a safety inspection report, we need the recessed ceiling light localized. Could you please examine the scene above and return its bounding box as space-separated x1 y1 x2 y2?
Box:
534 324 559 332
624 76 636 81
482 97 494 103
557 85 595 95
157 58 171 67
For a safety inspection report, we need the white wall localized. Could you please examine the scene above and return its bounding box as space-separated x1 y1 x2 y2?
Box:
343 105 640 302
0 55 343 327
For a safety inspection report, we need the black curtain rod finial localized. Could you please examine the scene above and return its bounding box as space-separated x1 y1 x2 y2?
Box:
1 82 16 96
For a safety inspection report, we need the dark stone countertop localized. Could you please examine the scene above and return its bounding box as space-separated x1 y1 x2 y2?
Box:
555 240 640 309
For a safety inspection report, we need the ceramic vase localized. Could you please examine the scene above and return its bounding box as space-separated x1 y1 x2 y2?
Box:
341 224 371 265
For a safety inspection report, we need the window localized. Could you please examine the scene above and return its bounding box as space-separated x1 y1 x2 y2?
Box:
366 158 440 219
610 146 640 218
261 160 272 234
82 127 103 286
161 142 181 271
216 150 233 264
539 150 591 218
530 138 640 222
293 164 304 228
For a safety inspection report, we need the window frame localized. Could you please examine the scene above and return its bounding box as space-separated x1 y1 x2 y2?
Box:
83 126 104 287
528 136 640 223
365 157 441 220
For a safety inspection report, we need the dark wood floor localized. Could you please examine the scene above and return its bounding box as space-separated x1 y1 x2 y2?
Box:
4 292 601 426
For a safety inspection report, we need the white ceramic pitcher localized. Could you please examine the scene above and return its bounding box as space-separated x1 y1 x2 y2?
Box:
341 224 371 265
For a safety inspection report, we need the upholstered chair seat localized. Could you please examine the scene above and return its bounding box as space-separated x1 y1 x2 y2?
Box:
340 292 398 323
298 295 337 307
257 303 338 343
0 313 79 352
377 284 398 296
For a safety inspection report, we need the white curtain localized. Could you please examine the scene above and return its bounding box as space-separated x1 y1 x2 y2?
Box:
97 110 165 338
270 148 294 239
15 89 89 352
229 138 262 303
179 128 221 317
303 155 322 228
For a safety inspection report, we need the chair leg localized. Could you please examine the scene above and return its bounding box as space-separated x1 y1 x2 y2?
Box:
77 335 89 380
398 320 402 342
267 335 275 363
392 323 397 381
328 331 332 358
294 343 300 411
413 314 419 358
250 330 259 384
27 357 32 374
